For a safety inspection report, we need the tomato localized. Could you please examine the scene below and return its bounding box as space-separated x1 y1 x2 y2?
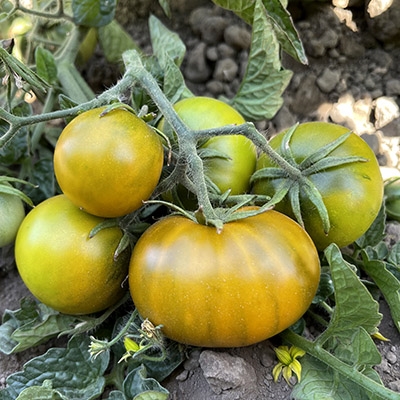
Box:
15 195 130 315
384 178 400 221
54 107 164 218
159 97 257 196
128 208 320 348
252 122 384 250
0 191 25 247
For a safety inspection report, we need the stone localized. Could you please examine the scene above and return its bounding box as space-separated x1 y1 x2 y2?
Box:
189 7 213 35
199 350 257 395
385 78 400 96
184 42 211 83
213 58 239 82
366 0 400 46
316 68 341 93
374 96 400 129
224 25 252 50
199 16 229 45
290 74 326 116
339 36 365 59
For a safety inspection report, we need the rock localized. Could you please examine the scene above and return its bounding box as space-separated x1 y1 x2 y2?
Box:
290 74 326 116
373 96 400 129
272 105 297 132
319 29 339 50
339 36 365 59
199 350 257 395
361 132 381 155
199 16 229 45
213 58 239 82
189 7 214 35
366 0 400 46
224 25 252 50
185 42 211 83
316 67 341 93
385 78 400 96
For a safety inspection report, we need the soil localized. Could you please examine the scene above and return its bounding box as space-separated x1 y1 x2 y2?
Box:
1 1 400 399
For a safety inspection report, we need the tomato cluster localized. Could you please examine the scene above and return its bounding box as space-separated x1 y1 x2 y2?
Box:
10 98 384 348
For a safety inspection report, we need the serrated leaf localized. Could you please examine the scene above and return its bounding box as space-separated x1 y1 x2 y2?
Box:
355 204 386 249
72 0 116 27
212 0 307 64
148 15 192 103
16 380 67 400
321 244 382 341
35 47 57 85
157 0 171 18
361 253 400 334
2 335 109 400
98 20 140 64
0 298 77 355
291 355 383 400
149 15 185 68
123 365 169 399
229 0 293 121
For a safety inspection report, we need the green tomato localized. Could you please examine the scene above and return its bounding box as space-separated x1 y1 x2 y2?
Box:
0 191 25 247
54 107 164 218
252 122 383 250
159 97 257 199
15 195 130 315
129 207 320 348
384 178 400 221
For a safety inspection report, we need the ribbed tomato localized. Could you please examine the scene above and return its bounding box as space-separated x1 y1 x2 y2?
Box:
252 122 383 250
128 209 320 348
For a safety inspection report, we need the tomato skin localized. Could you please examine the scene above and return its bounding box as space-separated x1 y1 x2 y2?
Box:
129 209 320 348
0 192 25 247
252 122 384 250
159 97 257 195
384 179 400 221
15 195 130 315
54 107 164 218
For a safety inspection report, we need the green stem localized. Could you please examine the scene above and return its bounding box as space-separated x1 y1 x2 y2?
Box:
281 329 400 400
124 50 219 223
30 87 57 151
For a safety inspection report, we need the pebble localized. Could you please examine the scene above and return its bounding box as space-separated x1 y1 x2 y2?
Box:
316 68 341 93
224 25 252 50
184 42 211 83
213 58 239 82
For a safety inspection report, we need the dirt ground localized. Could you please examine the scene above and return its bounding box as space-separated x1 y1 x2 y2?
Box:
1 1 400 399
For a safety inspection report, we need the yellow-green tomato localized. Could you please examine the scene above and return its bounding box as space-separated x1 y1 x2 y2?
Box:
252 122 384 250
0 192 25 247
54 107 164 218
129 208 320 348
15 195 130 315
159 97 257 195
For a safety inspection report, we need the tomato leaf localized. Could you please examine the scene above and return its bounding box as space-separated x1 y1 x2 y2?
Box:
148 15 192 103
15 380 67 400
319 244 382 343
228 0 293 121
72 0 116 27
35 47 57 85
0 298 76 355
212 0 307 64
98 20 140 64
0 335 109 399
291 354 383 400
361 252 400 334
355 203 386 249
123 365 169 399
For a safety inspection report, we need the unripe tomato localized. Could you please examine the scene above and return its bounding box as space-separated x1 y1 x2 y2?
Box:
252 122 383 250
15 195 130 315
129 208 320 348
159 97 257 196
384 178 400 221
54 107 164 218
0 191 25 247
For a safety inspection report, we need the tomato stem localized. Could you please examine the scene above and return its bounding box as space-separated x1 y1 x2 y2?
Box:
281 329 399 399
